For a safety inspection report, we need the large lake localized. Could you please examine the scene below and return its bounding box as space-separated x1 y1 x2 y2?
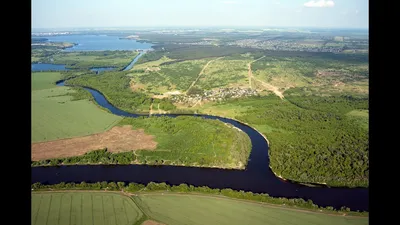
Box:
39 34 153 51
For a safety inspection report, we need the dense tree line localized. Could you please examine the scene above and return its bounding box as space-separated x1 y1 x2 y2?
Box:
221 94 369 187
137 45 258 64
251 53 368 79
39 51 138 71
285 92 368 114
31 181 368 215
31 149 135 166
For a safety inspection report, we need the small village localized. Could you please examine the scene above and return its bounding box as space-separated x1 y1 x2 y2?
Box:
171 87 259 105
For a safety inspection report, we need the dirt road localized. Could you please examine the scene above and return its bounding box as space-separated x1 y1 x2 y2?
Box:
186 57 224 94
247 56 284 99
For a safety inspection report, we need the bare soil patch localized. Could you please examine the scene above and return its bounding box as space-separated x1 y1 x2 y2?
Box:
141 220 165 225
316 70 345 77
130 80 146 91
145 67 161 72
152 90 182 99
31 125 157 161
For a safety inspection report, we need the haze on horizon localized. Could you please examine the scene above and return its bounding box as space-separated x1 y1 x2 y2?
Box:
32 0 368 29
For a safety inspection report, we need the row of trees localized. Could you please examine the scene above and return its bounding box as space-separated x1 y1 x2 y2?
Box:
31 181 367 216
31 149 135 166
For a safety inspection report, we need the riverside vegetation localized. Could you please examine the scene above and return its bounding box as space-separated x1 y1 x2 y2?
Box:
64 47 368 187
32 116 252 169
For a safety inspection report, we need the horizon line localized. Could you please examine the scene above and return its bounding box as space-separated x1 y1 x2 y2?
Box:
32 25 369 30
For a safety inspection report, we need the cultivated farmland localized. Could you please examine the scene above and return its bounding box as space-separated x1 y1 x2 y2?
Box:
133 194 368 225
32 72 63 91
31 192 144 225
32 87 122 143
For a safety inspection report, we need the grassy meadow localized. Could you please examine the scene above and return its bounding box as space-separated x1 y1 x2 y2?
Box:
32 191 368 225
134 194 368 225
118 116 252 169
31 192 144 225
31 72 122 143
32 72 63 91
195 57 250 90
128 59 208 94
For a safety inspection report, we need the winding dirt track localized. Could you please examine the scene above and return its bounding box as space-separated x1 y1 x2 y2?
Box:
247 56 284 99
186 57 224 94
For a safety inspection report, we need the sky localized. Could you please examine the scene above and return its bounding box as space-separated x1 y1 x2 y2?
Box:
32 0 368 29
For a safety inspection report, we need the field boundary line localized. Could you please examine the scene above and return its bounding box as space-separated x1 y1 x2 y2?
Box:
45 194 52 225
69 195 73 225
80 193 83 225
33 193 43 225
102 195 106 225
112 195 118 225
57 194 63 225
91 194 94 225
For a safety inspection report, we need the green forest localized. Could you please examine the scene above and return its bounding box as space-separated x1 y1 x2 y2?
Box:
209 94 368 187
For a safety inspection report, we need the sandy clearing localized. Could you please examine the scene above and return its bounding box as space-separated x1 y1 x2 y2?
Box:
248 56 266 89
253 77 285 99
141 220 166 225
152 90 182 99
31 125 157 161
130 79 145 91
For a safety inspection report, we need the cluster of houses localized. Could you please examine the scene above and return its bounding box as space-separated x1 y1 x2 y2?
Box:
171 87 258 105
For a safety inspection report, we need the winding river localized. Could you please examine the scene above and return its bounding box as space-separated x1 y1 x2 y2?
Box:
31 54 368 212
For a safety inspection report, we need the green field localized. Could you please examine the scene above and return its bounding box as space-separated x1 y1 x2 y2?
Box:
31 72 122 143
133 194 368 225
118 116 251 169
32 191 367 225
31 192 144 225
32 72 63 91
195 57 250 90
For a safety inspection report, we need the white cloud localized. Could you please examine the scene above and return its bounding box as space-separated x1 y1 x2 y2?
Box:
221 1 238 4
304 0 335 8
